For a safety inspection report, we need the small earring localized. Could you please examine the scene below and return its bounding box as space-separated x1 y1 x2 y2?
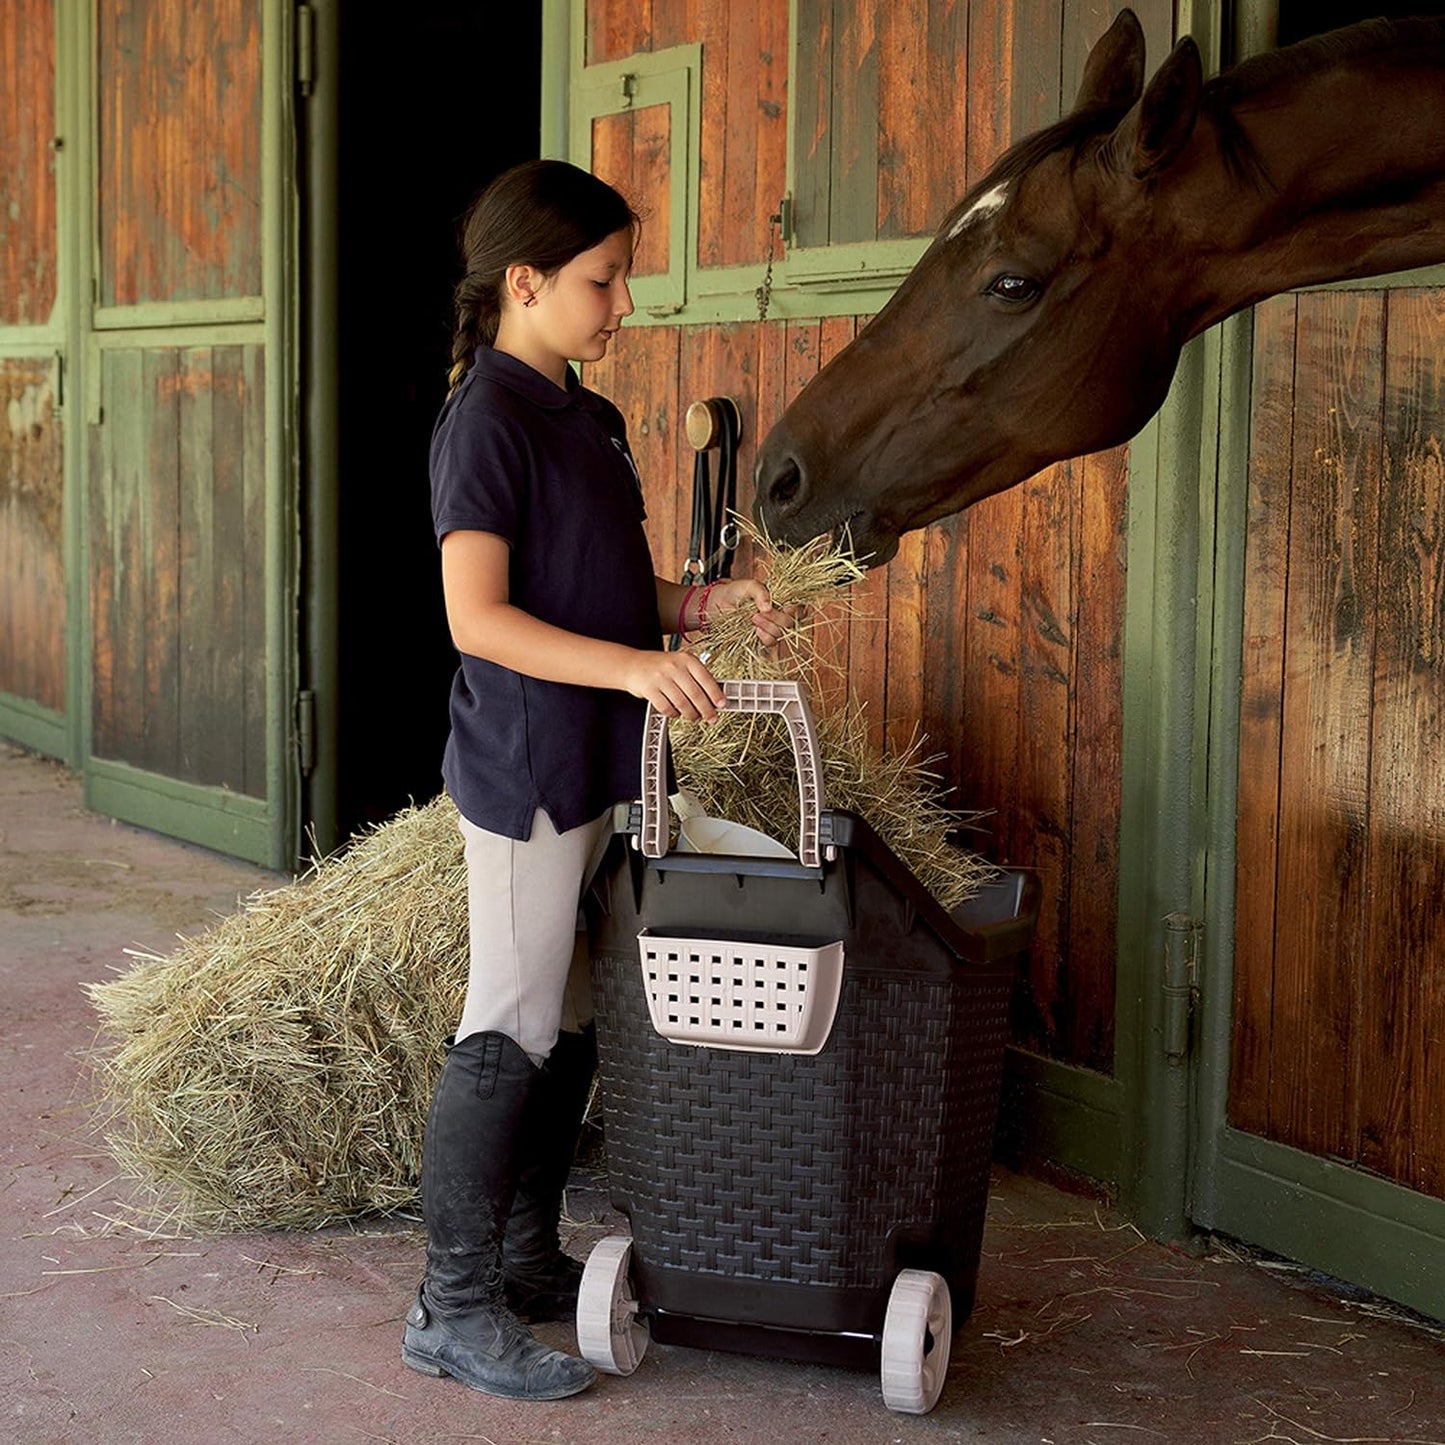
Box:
522 294 537 309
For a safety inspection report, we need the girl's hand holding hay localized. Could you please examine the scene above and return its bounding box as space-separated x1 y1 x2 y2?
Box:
702 577 799 647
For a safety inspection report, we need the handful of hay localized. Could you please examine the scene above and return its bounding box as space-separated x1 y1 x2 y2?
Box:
88 527 992 1230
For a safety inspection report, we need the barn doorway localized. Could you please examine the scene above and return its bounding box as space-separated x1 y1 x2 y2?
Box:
327 5 542 841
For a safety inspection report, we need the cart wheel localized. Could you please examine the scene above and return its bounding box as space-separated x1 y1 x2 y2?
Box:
880 1268 952 1414
576 1235 649 1376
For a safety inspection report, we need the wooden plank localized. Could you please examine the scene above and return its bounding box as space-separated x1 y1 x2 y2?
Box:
1361 288 1445 1196
966 0 1014 185
750 0 789 270
0 0 58 325
241 345 267 799
879 0 969 239
632 103 672 279
792 0 833 247
1065 443 1128 1072
588 326 682 579
1010 0 1066 135
717 0 763 270
690 0 734 271
1013 460 1076 1058
884 530 927 755
590 112 636 228
1230 294 1297 1138
209 345 247 791
178 348 221 786
920 513 973 828
959 490 1022 866
0 359 65 711
97 0 262 306
87 368 118 761
1267 289 1383 1162
588 0 655 63
829 0 880 245
101 351 146 766
143 349 181 776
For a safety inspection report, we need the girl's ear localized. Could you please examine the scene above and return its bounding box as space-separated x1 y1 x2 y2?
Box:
505 262 542 310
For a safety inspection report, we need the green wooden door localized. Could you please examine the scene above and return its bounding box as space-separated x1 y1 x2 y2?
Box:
1184 278 1445 1324
79 0 297 867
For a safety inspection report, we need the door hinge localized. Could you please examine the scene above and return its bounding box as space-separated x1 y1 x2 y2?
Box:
1162 913 1201 1064
296 689 317 776
296 4 316 97
776 194 794 245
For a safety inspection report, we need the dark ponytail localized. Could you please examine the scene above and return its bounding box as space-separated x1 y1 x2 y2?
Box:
447 160 640 392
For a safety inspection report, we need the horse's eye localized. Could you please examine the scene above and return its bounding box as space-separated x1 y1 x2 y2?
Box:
985 273 1040 304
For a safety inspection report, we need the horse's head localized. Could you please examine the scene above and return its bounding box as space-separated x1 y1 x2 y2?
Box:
755 9 1206 564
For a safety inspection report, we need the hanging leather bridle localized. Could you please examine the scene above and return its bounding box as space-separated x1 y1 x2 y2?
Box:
682 397 741 587
670 397 741 651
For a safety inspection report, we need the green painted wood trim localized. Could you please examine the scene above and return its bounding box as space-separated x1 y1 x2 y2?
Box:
85 757 275 866
264 0 301 870
93 297 265 330
73 0 98 774
0 695 67 759
1001 1048 1123 1185
296 0 337 861
1190 308 1254 1229
540 0 569 158
1115 334 1213 1243
89 323 267 350
570 46 699 317
1210 1129 1445 1322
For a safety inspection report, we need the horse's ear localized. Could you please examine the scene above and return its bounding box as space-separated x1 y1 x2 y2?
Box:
1106 35 1204 179
1073 8 1146 115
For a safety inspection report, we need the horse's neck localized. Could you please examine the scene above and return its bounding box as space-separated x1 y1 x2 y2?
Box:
1172 44 1445 337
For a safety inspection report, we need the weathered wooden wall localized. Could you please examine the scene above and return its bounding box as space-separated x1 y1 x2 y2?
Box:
0 358 65 713
0 1 64 716
1232 288 1445 1199
0 0 57 326
96 0 262 307
584 0 1173 1074
88 346 268 794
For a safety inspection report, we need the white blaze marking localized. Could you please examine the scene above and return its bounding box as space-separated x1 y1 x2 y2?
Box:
945 183 1009 240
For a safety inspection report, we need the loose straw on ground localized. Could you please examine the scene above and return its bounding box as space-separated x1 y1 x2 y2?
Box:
88 524 993 1229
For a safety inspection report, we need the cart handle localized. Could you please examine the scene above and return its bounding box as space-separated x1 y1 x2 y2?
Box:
640 679 825 868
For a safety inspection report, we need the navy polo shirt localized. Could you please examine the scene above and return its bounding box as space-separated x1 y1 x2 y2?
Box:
431 346 662 840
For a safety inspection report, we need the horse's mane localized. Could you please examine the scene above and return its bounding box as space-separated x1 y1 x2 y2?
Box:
944 102 1122 223
1205 16 1445 188
947 15 1445 215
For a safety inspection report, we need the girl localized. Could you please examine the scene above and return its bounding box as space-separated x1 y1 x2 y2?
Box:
402 160 789 1402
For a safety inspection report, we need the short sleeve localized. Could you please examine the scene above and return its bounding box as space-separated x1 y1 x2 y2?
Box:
430 390 529 546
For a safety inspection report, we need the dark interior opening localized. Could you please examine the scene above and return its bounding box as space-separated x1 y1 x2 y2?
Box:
1277 1 1445 47
334 5 542 838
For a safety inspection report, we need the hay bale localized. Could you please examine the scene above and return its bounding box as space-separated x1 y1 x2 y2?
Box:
88 527 994 1229
87 796 468 1230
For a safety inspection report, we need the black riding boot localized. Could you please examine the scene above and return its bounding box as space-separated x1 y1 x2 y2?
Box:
503 1025 598 1322
401 1031 596 1400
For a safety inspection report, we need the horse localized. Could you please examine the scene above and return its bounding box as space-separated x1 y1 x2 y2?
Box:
753 10 1445 565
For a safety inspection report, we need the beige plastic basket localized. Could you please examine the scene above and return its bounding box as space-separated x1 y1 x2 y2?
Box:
637 929 846 1055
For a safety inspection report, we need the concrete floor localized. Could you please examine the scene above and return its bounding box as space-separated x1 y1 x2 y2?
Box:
3 739 1444 1445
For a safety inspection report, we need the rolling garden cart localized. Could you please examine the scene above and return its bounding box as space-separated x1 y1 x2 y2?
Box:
578 680 1039 1414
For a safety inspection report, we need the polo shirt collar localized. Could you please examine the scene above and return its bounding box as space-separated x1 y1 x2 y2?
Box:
471 346 603 412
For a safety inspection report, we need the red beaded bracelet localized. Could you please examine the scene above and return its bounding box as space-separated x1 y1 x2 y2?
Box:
697 581 718 631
